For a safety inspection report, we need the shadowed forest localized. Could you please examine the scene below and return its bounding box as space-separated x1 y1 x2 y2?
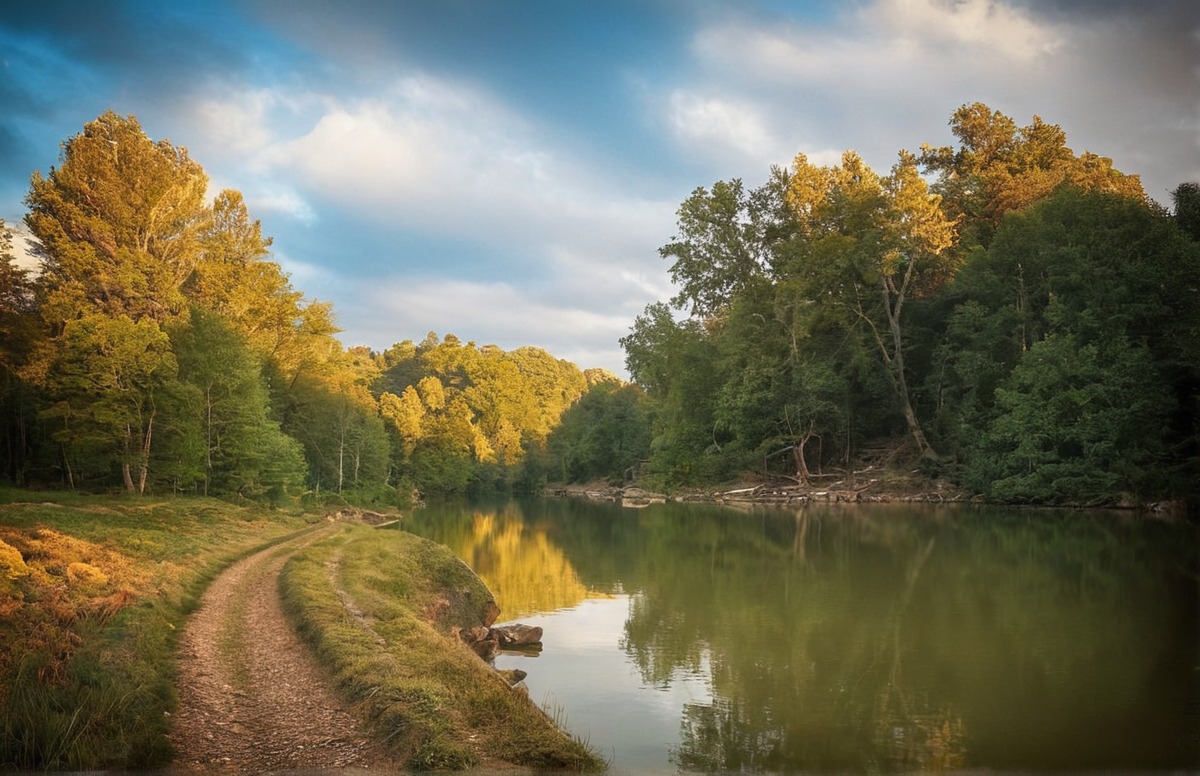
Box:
1 104 1198 510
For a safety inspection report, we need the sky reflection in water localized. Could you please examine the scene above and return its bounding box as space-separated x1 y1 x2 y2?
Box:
406 500 1200 773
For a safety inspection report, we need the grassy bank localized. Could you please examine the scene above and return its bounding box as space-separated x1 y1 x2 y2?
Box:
0 490 309 770
280 523 605 771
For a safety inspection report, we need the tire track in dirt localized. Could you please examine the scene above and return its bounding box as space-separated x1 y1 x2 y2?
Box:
167 526 397 773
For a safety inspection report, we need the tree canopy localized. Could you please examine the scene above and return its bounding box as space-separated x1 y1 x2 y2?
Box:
1 105 1195 511
621 103 1198 509
3 113 630 501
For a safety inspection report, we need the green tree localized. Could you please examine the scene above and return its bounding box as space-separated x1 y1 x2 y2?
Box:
952 188 1200 503
40 314 183 492
1173 182 1200 242
784 151 958 458
622 304 728 484
968 335 1167 504
662 175 788 318
170 308 305 499
280 356 390 498
546 379 652 483
0 221 39 483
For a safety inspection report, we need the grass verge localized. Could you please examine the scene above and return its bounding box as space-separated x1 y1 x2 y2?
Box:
0 488 310 770
279 523 605 771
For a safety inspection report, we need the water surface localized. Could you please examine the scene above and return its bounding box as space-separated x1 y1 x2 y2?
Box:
404 499 1199 773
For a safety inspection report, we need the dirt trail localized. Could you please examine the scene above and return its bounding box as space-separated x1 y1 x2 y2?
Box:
168 526 397 773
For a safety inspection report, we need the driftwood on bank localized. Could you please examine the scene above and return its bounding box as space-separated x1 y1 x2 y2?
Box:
546 475 970 507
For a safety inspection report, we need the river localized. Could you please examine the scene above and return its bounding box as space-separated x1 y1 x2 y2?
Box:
403 498 1199 773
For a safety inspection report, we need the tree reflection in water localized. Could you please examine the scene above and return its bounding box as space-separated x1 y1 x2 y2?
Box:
407 500 1199 772
404 501 603 620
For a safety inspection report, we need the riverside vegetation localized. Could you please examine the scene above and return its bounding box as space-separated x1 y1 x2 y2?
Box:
1 104 1198 513
0 490 603 770
1 102 1198 768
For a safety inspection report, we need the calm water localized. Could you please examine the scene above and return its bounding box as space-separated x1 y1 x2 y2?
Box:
403 499 1200 773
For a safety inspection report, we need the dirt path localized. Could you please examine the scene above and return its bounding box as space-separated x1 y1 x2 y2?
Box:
168 526 397 773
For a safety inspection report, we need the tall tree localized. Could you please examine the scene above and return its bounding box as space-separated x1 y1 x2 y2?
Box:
0 221 38 483
1173 182 1200 242
170 308 305 499
785 151 958 457
662 172 790 318
26 111 209 324
952 188 1200 503
919 102 1144 244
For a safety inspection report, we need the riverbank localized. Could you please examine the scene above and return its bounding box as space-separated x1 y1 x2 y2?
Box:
548 471 1192 517
548 466 972 508
0 491 603 771
279 521 604 771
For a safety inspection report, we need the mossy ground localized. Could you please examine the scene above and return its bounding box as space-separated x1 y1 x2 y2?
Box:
280 524 605 771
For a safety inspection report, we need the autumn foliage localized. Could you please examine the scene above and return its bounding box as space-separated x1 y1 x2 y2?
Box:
0 527 148 688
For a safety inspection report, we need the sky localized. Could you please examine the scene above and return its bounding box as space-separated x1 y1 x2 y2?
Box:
2 0 1197 375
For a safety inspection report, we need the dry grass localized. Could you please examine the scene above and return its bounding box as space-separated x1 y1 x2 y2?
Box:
0 489 309 770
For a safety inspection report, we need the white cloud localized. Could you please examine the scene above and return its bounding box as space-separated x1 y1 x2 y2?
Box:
186 89 276 155
247 184 317 224
258 75 562 242
273 249 333 287
868 0 1065 61
666 91 785 166
663 0 1187 202
347 278 637 374
183 73 685 374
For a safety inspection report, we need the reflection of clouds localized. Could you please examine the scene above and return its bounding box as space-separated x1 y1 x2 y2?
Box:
494 595 713 775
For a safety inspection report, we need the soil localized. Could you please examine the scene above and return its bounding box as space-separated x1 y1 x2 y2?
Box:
167 525 401 774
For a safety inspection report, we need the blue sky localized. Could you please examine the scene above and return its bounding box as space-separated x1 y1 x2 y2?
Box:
2 0 1197 375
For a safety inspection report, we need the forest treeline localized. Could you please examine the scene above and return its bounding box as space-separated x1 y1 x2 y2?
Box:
620 103 1200 508
2 105 1198 509
0 111 622 503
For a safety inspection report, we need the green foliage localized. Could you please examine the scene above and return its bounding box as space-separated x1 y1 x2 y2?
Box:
376 334 589 495
967 335 1168 503
38 314 185 493
661 175 787 317
1173 182 1200 242
950 188 1200 503
622 104 1194 508
545 379 652 483
622 306 734 485
170 308 306 499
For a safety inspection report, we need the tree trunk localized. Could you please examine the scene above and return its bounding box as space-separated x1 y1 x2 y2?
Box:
137 409 154 495
61 443 75 490
203 387 212 497
123 423 136 493
337 426 345 493
792 431 814 487
880 276 936 459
